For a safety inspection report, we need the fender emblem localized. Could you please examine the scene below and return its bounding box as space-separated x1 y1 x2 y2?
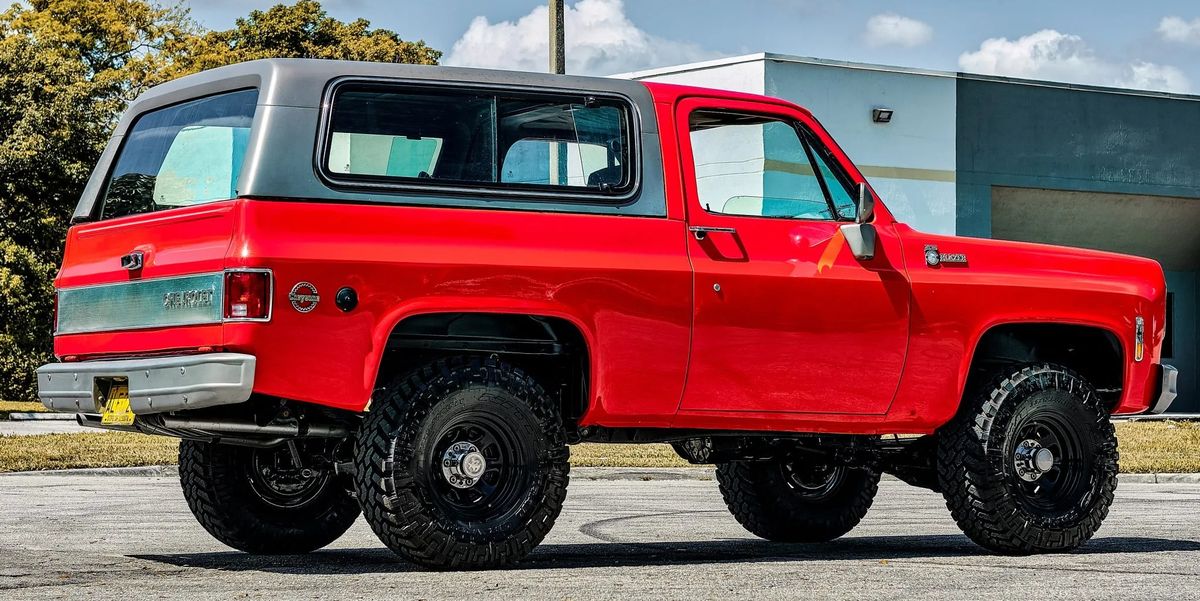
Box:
288 281 320 313
925 245 967 267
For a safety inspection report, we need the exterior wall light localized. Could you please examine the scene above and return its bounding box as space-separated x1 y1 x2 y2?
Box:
872 107 894 123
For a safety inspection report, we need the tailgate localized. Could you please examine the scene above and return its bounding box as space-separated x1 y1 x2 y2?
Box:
54 201 239 356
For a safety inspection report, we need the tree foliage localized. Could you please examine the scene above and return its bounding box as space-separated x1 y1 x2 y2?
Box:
170 1 440 76
0 0 440 400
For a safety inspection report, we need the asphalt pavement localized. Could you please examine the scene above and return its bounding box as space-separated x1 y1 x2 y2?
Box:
2 468 1199 600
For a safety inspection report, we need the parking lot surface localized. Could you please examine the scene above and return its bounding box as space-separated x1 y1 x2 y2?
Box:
2 468 1198 600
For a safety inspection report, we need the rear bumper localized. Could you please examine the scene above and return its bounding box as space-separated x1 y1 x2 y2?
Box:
36 353 255 415
1146 364 1178 415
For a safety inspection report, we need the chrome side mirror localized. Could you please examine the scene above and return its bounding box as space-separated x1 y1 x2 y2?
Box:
856 182 874 224
840 182 876 260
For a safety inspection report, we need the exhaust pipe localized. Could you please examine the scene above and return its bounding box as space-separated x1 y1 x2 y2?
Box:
158 416 348 438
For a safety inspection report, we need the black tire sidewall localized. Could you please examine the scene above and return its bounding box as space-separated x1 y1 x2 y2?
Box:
938 363 1118 553
717 458 880 543
995 389 1109 528
409 385 556 539
354 357 569 569
178 440 360 554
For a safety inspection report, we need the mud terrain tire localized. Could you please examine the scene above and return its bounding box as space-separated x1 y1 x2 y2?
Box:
354 356 570 570
938 363 1118 554
717 457 880 542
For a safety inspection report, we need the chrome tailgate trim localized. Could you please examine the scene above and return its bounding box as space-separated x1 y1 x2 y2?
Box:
56 272 224 335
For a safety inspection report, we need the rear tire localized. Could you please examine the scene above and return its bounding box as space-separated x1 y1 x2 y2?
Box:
178 439 360 554
353 356 570 570
937 363 1118 554
716 457 880 542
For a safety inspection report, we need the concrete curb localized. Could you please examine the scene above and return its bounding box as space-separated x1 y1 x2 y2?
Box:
4 465 1199 483
1122 472 1200 483
0 465 180 478
7 412 74 421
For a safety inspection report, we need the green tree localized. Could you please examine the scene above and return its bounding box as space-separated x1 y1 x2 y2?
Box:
0 0 439 400
170 0 440 76
0 0 190 401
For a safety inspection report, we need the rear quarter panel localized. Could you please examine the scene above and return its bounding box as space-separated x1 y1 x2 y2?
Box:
223 199 693 422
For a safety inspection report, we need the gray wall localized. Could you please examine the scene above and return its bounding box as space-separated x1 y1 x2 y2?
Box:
957 76 1200 411
956 77 1200 237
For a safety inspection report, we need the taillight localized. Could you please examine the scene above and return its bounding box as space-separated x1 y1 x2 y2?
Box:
224 270 271 320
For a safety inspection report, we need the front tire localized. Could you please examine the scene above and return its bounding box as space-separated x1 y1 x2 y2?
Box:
938 363 1118 554
178 439 360 554
353 356 570 570
717 457 880 542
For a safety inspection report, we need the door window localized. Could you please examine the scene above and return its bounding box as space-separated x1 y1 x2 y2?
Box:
688 110 855 220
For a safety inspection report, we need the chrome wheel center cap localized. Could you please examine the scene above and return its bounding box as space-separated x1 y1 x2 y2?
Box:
1014 440 1056 482
442 441 487 489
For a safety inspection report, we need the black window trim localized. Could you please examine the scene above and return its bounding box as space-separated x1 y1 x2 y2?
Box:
92 86 260 222
687 109 858 224
314 76 643 205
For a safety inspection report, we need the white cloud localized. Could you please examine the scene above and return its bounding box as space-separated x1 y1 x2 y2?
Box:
444 0 722 76
1159 16 1200 45
864 13 933 48
958 29 1191 93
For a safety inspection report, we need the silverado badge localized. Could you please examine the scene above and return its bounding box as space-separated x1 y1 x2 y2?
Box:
288 281 320 313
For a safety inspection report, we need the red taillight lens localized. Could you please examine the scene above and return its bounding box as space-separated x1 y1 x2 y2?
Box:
224 271 271 320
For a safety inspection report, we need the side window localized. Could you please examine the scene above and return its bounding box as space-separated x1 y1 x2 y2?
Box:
328 132 443 178
688 110 856 221
499 102 626 189
101 89 257 220
324 85 632 196
501 140 610 186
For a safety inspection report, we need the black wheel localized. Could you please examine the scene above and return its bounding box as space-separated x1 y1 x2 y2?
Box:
938 363 1118 554
353 356 569 570
716 456 880 542
178 439 360 554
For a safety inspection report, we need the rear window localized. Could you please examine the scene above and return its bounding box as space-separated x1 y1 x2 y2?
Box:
323 84 633 197
100 89 258 220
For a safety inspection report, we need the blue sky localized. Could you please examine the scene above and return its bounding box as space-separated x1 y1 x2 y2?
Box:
185 0 1200 93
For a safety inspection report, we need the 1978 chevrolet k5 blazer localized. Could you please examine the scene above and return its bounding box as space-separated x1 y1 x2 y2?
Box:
36 59 1176 569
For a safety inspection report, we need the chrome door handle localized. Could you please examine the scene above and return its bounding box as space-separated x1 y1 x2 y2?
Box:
120 251 144 271
688 226 737 240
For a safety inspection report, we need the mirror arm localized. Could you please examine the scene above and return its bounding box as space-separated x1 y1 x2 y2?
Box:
840 223 876 261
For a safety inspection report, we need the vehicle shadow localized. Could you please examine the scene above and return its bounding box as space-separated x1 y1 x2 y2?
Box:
133 534 1200 575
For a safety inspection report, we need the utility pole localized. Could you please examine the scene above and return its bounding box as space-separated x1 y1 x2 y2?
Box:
549 0 568 185
549 0 565 75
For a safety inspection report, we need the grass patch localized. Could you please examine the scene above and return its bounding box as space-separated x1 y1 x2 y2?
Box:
1114 421 1200 473
571 443 689 468
0 422 1196 474
0 401 47 419
0 432 178 473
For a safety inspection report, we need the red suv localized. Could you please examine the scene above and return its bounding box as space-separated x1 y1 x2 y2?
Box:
37 59 1176 569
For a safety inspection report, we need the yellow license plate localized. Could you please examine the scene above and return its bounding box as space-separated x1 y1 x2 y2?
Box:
101 384 135 426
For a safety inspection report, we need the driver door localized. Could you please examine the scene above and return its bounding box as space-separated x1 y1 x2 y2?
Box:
677 97 910 415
